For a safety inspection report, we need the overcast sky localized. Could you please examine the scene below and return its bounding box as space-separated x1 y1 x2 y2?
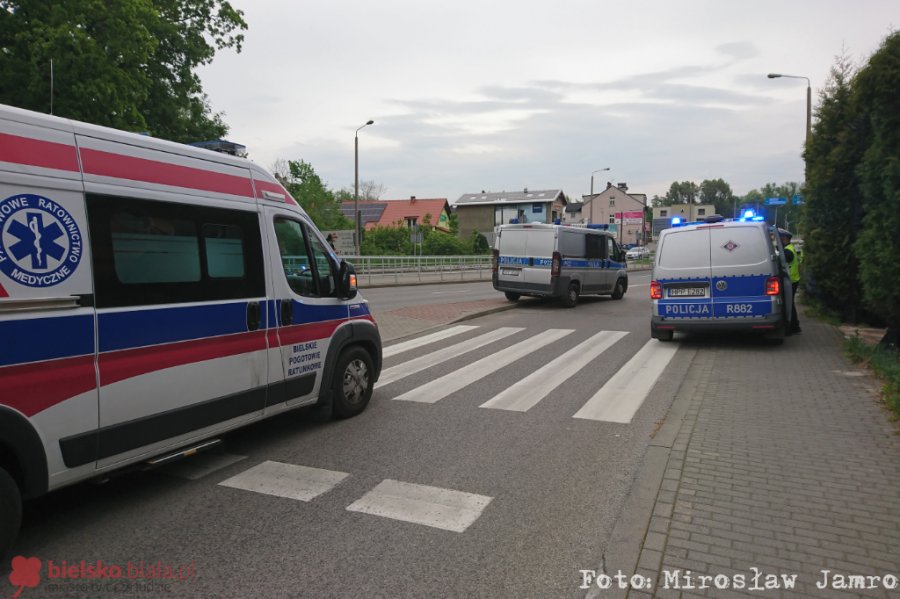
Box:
199 0 898 204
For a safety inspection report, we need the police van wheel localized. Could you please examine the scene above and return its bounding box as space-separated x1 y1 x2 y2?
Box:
0 467 21 561
562 283 579 308
652 326 674 342
504 292 521 302
611 279 626 300
332 347 373 419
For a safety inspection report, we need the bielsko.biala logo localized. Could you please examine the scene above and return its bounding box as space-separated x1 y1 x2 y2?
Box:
0 194 83 288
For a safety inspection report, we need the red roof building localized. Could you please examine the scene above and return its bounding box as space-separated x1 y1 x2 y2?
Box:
341 197 452 232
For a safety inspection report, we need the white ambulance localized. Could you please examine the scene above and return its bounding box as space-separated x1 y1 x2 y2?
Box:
0 104 382 557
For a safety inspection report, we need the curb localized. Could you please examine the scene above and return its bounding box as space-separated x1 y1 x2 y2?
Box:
586 347 702 599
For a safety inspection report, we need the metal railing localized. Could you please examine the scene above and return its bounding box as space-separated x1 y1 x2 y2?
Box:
341 255 493 285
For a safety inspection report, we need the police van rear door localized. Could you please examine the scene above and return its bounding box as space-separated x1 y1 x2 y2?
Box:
654 226 713 319
709 223 775 319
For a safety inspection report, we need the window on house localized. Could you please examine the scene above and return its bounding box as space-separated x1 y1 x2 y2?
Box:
698 208 706 216
661 209 668 217
609 198 615 207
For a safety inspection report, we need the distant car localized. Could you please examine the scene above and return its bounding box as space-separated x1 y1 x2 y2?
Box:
626 246 650 260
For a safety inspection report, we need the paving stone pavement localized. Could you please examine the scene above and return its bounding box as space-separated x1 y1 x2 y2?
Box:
596 306 900 599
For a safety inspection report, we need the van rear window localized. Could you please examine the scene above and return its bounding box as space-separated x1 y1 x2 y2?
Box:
658 230 710 268
709 226 769 268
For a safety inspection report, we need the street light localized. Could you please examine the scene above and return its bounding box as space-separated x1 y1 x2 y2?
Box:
767 73 811 148
354 119 375 256
590 167 610 196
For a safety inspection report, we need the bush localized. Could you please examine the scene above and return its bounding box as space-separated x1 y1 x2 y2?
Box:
844 334 900 419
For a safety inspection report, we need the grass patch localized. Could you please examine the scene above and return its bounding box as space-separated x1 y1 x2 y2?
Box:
800 296 843 326
843 334 900 420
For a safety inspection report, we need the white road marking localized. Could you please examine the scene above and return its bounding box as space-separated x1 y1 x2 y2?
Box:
376 327 523 388
573 340 679 423
393 329 574 403
382 325 479 358
346 479 492 533
479 330 629 412
218 461 349 502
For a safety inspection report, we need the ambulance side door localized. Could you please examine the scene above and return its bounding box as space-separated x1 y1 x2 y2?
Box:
264 206 349 408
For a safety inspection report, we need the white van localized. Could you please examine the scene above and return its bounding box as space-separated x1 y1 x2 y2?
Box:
0 104 382 557
650 216 792 342
492 223 628 307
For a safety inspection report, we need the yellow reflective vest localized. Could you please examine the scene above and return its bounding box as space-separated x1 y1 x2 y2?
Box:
785 243 800 283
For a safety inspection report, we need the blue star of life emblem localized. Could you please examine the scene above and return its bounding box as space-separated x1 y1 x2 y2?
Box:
0 194 83 288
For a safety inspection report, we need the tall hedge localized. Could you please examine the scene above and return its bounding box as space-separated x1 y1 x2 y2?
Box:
852 32 900 333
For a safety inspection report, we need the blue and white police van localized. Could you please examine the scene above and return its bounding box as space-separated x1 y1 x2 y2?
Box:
0 103 382 557
650 215 792 342
492 223 628 307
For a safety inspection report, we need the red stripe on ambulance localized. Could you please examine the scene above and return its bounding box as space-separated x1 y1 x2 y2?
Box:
0 132 79 172
80 148 256 198
0 356 96 418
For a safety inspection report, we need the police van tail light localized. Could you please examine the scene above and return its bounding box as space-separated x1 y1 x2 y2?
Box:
492 249 499 274
766 276 781 296
650 280 663 300
551 251 561 277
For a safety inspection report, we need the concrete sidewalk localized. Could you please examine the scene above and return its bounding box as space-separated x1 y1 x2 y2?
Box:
596 307 900 599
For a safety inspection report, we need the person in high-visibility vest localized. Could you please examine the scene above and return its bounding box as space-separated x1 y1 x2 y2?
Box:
779 229 801 334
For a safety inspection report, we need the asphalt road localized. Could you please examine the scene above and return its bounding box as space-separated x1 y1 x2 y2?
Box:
360 280 501 311
14 273 684 598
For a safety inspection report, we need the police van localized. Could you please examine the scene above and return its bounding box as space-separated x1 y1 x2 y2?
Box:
492 223 628 307
0 104 382 556
650 215 792 342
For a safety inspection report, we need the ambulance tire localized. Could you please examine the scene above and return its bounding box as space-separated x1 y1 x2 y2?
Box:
504 292 521 302
332 346 374 419
611 278 626 300
0 467 21 562
562 283 579 308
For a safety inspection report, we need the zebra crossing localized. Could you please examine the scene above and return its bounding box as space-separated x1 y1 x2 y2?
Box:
379 325 679 423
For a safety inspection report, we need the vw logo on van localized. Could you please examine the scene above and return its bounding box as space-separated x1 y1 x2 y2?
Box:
0 193 83 288
716 280 728 291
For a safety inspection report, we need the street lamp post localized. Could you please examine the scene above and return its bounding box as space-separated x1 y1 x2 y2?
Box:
354 119 374 256
767 73 811 153
590 167 610 196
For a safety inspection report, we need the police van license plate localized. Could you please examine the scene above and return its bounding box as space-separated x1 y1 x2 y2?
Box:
668 287 705 297
501 268 520 276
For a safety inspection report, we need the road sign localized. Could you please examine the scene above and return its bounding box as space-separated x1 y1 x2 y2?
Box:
765 197 787 206
792 195 805 205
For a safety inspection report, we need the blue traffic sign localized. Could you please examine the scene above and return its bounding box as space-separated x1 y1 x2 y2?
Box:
765 197 787 206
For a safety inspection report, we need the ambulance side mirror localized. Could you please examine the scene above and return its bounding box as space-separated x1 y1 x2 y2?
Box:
338 260 359 300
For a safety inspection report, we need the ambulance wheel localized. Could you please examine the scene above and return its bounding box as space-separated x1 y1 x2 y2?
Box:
332 346 373 419
0 467 21 561
504 292 521 302
611 278 626 300
562 283 579 308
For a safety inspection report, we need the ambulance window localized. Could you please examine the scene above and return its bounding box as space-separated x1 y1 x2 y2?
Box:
87 195 264 307
203 224 245 278
273 219 337 297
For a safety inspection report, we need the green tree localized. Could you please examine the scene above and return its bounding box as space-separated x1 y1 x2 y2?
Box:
803 53 866 321
852 31 900 337
664 181 699 205
360 226 412 255
278 160 352 230
699 178 734 217
0 0 246 142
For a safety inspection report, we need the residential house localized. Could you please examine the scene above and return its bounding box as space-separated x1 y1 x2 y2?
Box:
340 197 453 232
454 188 567 245
579 182 648 246
651 203 716 239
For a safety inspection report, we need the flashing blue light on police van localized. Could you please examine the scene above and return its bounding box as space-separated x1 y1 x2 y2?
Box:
671 217 682 226
743 209 755 219
751 216 765 222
